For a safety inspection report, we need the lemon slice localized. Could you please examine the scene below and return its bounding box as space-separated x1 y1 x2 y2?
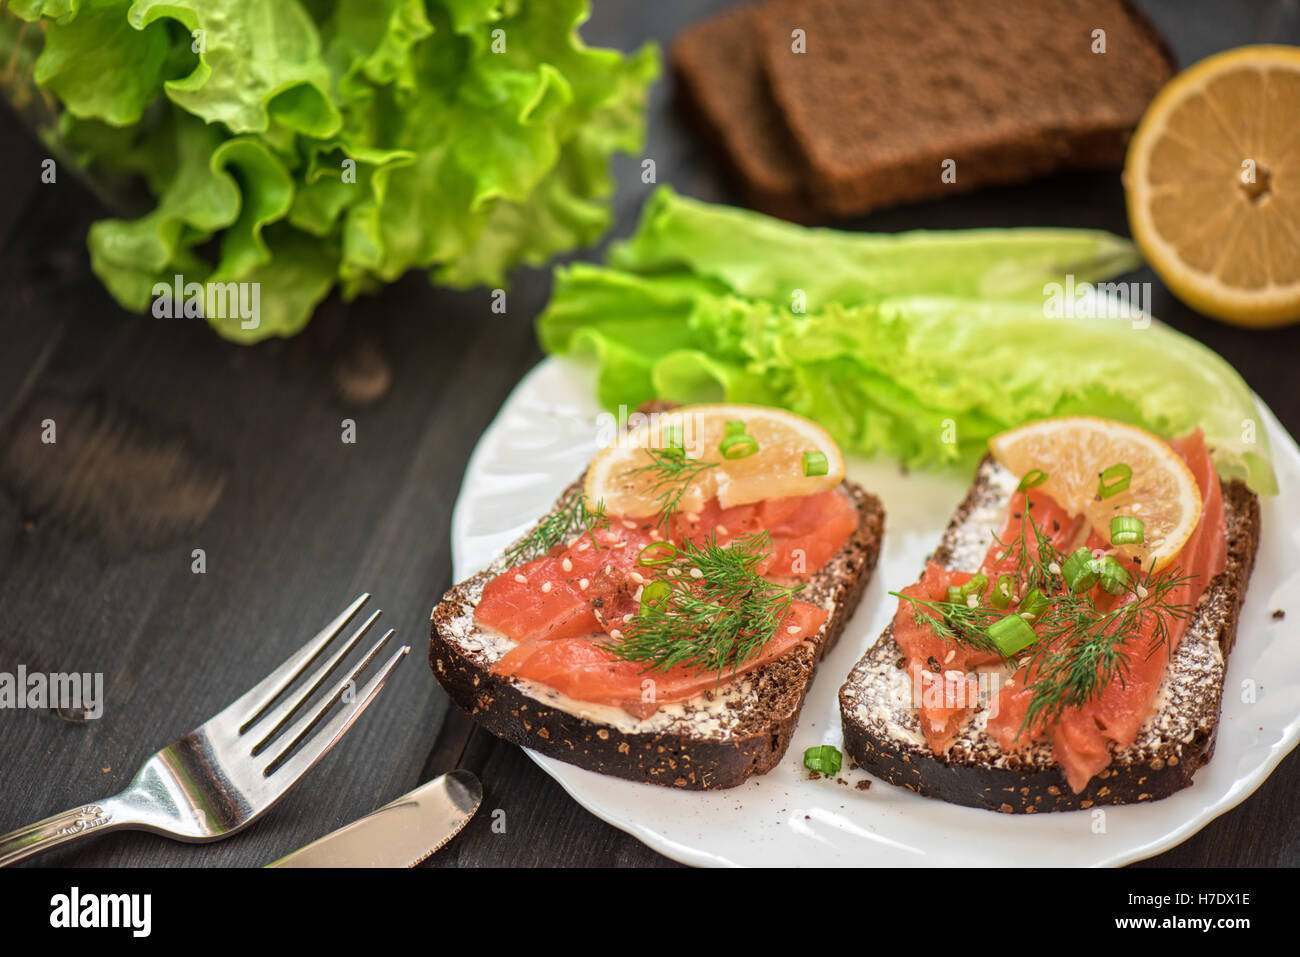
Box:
585 404 846 518
1125 45 1300 328
989 417 1202 572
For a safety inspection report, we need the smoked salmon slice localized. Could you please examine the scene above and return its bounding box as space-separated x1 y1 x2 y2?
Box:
895 430 1226 794
475 488 856 716
1046 430 1225 792
495 601 829 718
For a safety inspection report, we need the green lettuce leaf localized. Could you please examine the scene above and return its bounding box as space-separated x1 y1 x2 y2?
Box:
207 225 339 342
4 0 657 341
127 0 342 138
342 0 656 293
32 0 170 126
87 113 241 308
8 0 81 25
538 191 1278 495
610 186 1144 306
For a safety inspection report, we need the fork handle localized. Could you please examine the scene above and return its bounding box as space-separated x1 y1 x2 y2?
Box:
0 801 123 866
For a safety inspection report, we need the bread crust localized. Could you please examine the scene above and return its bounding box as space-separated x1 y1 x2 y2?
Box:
839 458 1260 812
431 479 884 790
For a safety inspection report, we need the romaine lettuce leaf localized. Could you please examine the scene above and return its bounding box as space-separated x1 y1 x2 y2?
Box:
539 190 1278 494
610 187 1144 305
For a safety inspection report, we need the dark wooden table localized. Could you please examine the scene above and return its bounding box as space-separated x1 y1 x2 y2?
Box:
1 0 1297 868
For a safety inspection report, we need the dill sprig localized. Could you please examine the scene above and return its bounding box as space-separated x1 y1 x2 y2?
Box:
1018 554 1195 732
1005 504 1196 731
620 447 717 529
896 499 1196 734
600 530 801 677
500 494 608 568
889 591 1008 662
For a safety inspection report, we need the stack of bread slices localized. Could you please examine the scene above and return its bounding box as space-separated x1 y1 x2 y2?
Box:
673 0 1176 221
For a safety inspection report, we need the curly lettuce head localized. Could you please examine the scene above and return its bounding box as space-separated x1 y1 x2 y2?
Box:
2 0 657 341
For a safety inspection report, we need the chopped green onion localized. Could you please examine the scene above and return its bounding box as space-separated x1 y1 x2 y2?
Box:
988 614 1039 656
662 425 684 450
1062 547 1100 593
724 420 747 437
803 744 842 776
1019 588 1050 621
637 542 678 566
802 450 829 476
1098 463 1132 499
1096 555 1131 595
1110 515 1145 545
719 434 759 459
639 580 673 612
1017 469 1049 492
990 574 1016 609
946 573 989 606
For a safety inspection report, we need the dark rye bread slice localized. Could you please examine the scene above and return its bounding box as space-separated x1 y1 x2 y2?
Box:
840 456 1260 813
753 0 1177 217
431 477 884 790
671 3 813 222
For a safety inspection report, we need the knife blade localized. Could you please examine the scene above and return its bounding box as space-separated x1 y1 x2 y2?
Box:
268 769 482 868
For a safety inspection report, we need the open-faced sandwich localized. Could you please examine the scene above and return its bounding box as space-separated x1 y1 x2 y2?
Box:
841 416 1260 812
432 404 883 789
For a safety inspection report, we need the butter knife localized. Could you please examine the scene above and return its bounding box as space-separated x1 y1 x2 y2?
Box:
268 770 482 868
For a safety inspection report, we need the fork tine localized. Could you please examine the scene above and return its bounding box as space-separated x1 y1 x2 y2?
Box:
260 628 397 775
222 593 370 728
242 608 383 744
263 642 410 780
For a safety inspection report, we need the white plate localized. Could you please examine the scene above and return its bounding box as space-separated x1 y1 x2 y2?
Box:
450 355 1300 867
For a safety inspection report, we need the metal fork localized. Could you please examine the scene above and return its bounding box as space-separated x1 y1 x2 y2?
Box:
0 595 409 866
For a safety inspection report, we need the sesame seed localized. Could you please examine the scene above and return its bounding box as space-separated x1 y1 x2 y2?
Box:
609 629 623 640
612 541 626 549
717 525 729 536
622 520 637 529
786 625 800 634
622 614 633 623
540 581 552 593
1136 584 1149 599
630 572 645 585
562 557 573 572
514 574 528 584
605 565 614 576
576 542 590 552
684 512 700 524
966 594 979 608
578 578 589 590
944 650 955 664
689 568 704 579
650 529 663 541
1048 562 1061 575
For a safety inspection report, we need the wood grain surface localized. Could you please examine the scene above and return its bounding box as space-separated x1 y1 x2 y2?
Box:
0 0 1297 868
